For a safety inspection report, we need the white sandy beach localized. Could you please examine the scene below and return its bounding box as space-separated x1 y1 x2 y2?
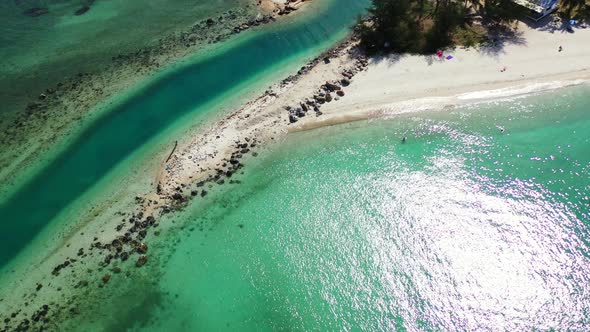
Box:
295 22 590 130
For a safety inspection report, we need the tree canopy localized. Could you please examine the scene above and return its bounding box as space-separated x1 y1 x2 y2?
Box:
559 0 590 19
357 0 526 55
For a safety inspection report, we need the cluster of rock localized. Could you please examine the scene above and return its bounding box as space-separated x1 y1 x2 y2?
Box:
276 0 308 16
175 11 276 48
22 72 92 123
3 302 54 331
286 51 369 124
2 206 161 330
285 78 346 123
111 9 255 66
166 137 259 207
6 303 50 331
0 70 97 166
46 134 259 289
233 15 276 34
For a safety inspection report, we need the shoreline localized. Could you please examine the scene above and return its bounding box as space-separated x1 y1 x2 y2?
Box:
1 14 590 331
160 22 590 194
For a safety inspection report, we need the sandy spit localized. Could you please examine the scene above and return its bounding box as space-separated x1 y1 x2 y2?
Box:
164 22 590 191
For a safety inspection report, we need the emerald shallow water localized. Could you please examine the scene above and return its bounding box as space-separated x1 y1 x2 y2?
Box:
0 0 370 267
0 0 251 111
132 86 590 330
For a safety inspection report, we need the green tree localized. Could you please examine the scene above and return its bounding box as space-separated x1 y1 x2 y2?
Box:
358 0 423 54
559 0 590 19
357 0 526 55
426 0 467 52
481 0 525 23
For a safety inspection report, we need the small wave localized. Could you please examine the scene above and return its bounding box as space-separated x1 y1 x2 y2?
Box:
457 80 588 101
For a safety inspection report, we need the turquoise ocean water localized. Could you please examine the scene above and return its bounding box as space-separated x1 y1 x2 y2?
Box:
0 0 251 111
0 0 370 267
1 1 589 330
131 85 590 331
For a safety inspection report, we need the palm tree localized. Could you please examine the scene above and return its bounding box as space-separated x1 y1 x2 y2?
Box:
559 0 588 19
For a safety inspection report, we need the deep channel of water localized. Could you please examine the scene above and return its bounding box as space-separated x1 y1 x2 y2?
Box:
0 0 370 267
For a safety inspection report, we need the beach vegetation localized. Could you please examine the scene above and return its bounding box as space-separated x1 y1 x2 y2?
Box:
558 0 590 19
357 0 526 55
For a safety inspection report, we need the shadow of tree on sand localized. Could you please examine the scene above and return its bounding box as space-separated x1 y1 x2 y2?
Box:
365 23 528 66
423 54 450 66
362 20 535 67
370 53 406 67
523 15 580 34
478 24 527 58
